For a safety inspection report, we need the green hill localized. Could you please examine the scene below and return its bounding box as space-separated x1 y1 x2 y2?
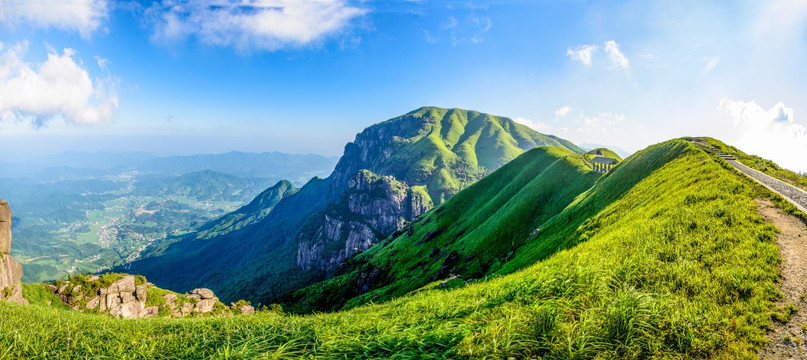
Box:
586 147 623 161
123 106 581 306
1 138 789 359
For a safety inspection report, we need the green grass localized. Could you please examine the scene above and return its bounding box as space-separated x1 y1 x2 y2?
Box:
0 138 786 359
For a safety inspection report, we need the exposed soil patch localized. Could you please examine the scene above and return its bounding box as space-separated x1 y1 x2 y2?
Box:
757 198 807 360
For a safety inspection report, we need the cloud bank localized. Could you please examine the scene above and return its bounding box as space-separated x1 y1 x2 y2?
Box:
0 42 119 126
146 0 368 51
719 97 807 172
0 0 108 37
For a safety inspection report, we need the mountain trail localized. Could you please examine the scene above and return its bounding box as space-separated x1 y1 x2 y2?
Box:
756 198 807 360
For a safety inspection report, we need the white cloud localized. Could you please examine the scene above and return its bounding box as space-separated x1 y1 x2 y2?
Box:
0 0 108 37
146 0 368 51
514 116 566 134
567 44 597 67
604 40 630 69
577 112 625 133
554 106 572 118
719 97 807 172
0 42 119 126
703 57 720 74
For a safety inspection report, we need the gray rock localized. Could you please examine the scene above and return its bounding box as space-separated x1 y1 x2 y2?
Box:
296 170 433 274
86 296 99 309
238 305 255 315
190 288 217 300
194 298 218 313
0 254 27 304
120 292 133 304
163 293 178 307
0 199 11 255
135 285 147 301
143 306 159 318
112 301 144 319
110 276 136 294
181 302 194 316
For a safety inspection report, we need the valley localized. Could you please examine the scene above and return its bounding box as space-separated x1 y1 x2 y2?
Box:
0 153 338 283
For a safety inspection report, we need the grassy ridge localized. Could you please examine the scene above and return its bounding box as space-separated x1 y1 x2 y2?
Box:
0 139 784 359
372 106 583 203
284 146 599 312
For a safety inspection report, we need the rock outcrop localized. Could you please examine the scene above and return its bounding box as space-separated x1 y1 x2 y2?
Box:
0 199 28 304
49 274 252 319
296 170 433 273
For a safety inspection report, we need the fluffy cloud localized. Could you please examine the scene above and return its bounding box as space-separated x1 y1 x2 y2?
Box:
604 40 629 69
567 41 630 70
0 0 108 37
719 97 807 172
0 42 118 126
577 112 625 133
566 44 596 67
554 106 572 118
146 0 368 51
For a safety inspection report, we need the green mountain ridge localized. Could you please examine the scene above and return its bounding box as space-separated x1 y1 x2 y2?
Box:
123 106 582 306
2 137 793 359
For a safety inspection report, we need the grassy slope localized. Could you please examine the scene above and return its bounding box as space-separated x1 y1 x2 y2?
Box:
285 146 600 312
374 106 583 203
2 139 784 359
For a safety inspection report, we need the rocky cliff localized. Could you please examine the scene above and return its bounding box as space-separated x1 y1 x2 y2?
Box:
0 199 27 304
296 170 433 273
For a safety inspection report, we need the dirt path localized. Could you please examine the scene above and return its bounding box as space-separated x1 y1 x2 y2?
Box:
756 198 807 360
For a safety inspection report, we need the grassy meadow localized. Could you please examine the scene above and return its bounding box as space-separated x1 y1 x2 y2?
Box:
0 139 793 359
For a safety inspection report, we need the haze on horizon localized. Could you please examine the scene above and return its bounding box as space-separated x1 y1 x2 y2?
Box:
0 0 806 172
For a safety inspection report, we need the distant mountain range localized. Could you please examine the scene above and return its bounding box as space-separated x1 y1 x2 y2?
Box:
0 151 339 186
123 106 583 305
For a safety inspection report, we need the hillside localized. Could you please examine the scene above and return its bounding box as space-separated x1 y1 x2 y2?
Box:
1 138 793 359
132 170 277 203
124 106 582 305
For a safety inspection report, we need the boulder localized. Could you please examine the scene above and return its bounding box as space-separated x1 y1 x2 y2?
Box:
143 306 159 318
180 302 194 316
190 288 216 300
86 296 99 309
194 298 217 313
163 293 178 307
135 285 147 301
112 301 144 319
109 276 136 294
238 305 255 315
0 253 27 304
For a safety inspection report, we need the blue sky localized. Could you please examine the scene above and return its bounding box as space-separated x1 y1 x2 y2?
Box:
0 0 806 172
